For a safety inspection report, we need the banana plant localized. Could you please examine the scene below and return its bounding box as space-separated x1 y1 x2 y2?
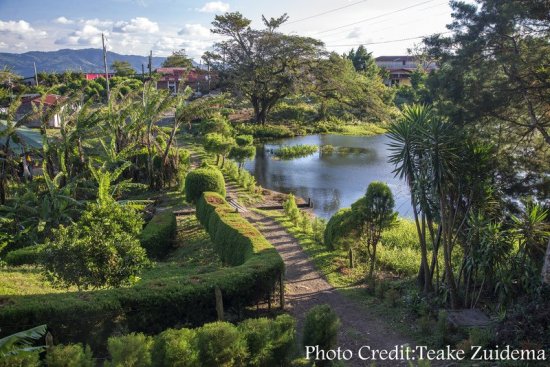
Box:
0 324 47 357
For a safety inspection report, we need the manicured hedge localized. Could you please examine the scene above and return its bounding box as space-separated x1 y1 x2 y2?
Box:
4 245 44 266
184 167 225 203
0 194 284 352
140 210 177 259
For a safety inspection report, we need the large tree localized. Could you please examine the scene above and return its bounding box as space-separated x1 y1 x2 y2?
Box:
206 12 324 124
111 60 135 76
162 49 193 69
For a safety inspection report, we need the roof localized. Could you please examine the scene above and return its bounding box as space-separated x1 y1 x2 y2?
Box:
0 121 43 151
30 94 67 107
375 56 416 62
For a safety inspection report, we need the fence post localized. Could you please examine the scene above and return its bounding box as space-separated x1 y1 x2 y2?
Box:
215 286 224 321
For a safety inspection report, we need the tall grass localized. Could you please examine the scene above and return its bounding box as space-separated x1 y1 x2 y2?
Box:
273 145 318 159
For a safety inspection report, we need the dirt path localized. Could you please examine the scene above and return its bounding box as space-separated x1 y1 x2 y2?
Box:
224 182 413 366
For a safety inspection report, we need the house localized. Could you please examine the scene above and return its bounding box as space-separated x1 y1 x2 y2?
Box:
155 67 215 94
85 72 115 81
375 56 437 87
155 67 188 94
17 94 68 128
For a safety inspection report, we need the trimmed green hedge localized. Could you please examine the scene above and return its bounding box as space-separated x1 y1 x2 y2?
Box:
4 245 44 266
140 210 177 259
184 167 225 203
0 194 284 352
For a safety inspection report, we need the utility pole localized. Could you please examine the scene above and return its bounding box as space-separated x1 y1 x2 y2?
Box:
148 50 152 78
141 63 145 80
33 62 39 86
102 33 110 99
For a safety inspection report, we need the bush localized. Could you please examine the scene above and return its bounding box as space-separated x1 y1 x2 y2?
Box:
302 305 340 362
106 332 153 367
323 208 353 250
196 321 248 367
45 343 94 367
4 245 44 266
235 135 254 146
152 328 199 367
283 194 299 222
239 315 296 367
184 167 226 203
0 352 40 367
140 211 177 259
42 201 148 290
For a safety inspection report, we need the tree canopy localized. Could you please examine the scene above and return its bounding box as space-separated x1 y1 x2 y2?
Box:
111 60 135 76
162 49 193 68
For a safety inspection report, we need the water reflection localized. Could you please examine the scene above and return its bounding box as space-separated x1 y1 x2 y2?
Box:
243 134 413 219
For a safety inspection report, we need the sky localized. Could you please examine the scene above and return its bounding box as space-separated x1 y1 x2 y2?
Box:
0 0 454 60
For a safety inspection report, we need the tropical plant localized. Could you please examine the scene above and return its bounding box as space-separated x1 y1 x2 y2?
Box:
0 324 46 358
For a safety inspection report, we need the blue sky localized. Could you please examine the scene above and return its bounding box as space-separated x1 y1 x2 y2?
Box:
0 0 454 60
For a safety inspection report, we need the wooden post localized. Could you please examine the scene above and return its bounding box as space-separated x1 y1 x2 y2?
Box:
215 286 224 321
279 272 285 310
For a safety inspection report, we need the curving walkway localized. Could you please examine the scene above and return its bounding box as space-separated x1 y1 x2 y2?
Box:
236 206 414 366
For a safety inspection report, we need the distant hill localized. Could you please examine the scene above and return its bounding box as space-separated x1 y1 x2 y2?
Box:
0 48 170 77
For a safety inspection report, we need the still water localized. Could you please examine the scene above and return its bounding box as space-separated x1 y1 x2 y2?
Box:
243 134 413 219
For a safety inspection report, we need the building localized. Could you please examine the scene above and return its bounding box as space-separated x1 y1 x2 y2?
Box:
85 72 115 81
17 94 68 128
155 67 214 95
375 56 437 87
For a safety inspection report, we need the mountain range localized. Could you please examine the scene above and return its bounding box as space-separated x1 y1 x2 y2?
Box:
0 48 171 77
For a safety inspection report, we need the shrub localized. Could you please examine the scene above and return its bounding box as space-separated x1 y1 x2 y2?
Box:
302 305 340 362
184 167 226 203
311 218 327 244
299 211 312 234
235 135 254 146
45 343 94 367
106 332 153 367
283 194 299 222
0 352 41 367
4 245 44 266
152 328 199 367
239 315 296 367
42 201 148 290
323 208 353 250
196 322 248 367
140 211 177 259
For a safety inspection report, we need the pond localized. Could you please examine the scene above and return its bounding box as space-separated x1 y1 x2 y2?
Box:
243 134 413 219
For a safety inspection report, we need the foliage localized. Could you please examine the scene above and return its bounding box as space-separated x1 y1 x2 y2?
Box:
273 144 318 159
161 49 193 69
203 133 235 167
283 194 300 222
207 12 324 123
45 343 94 367
222 159 258 195
302 304 340 366
0 324 46 358
106 332 154 367
236 124 295 140
0 352 40 367
140 210 177 259
111 60 136 76
323 208 353 250
196 322 248 367
42 200 148 290
152 328 199 367
4 245 44 266
184 166 226 203
238 315 296 367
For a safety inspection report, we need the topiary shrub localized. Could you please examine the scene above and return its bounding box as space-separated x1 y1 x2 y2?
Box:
302 304 340 366
184 167 226 203
151 328 199 367
239 315 296 367
106 332 153 367
196 321 248 367
45 343 94 367
4 245 44 266
323 208 353 250
140 211 177 259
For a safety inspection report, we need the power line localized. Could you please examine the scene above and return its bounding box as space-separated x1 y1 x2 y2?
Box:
312 0 437 35
283 0 368 25
325 31 451 47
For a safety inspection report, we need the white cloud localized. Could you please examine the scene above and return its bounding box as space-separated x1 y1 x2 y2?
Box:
0 41 7 49
114 17 159 33
55 16 74 25
55 24 104 46
0 20 47 38
80 18 113 28
178 24 211 38
197 1 229 13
